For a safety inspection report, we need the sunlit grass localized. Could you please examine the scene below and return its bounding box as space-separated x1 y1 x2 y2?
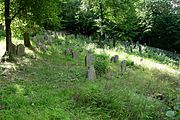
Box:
0 34 179 119
84 43 180 77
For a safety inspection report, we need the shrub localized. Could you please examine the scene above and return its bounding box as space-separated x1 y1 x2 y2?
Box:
94 54 109 76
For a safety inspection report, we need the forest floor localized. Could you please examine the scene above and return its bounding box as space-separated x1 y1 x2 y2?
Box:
0 35 179 120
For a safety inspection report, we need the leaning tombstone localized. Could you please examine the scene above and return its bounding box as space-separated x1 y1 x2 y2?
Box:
16 44 25 56
138 45 142 55
65 48 72 55
114 55 119 63
121 60 127 73
85 54 95 67
72 51 78 60
87 65 96 80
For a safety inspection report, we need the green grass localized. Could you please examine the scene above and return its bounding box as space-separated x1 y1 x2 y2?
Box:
0 34 179 120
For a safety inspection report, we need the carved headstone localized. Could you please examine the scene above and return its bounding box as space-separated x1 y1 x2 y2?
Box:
114 55 119 63
87 65 96 80
138 45 142 55
65 48 72 55
85 54 95 67
121 60 127 73
16 44 25 56
72 51 78 59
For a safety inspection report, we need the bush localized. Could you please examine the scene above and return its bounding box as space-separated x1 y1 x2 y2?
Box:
0 30 5 38
94 54 109 76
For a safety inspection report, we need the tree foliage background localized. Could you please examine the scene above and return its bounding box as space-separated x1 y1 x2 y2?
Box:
0 0 180 52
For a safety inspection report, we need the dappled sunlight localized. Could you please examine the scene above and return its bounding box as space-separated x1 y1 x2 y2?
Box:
86 43 180 77
0 40 5 57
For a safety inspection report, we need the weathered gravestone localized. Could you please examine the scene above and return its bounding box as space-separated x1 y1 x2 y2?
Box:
72 51 78 59
10 43 17 55
87 65 96 80
16 44 25 56
138 45 142 55
85 54 95 67
65 48 72 55
124 41 129 52
121 60 127 73
47 39 52 45
114 55 119 63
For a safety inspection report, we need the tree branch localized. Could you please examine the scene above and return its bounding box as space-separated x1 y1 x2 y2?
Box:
11 5 25 21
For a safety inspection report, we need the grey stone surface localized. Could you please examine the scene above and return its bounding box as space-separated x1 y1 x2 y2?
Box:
121 60 127 73
72 51 78 59
65 48 72 55
85 54 95 67
124 41 129 52
114 55 119 63
87 65 96 80
138 45 142 55
44 34 49 40
16 44 25 56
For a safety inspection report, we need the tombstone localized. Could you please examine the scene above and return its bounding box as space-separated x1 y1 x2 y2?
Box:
110 57 115 63
47 39 52 45
130 45 133 53
87 65 96 80
138 45 142 55
10 43 17 55
44 34 49 40
16 44 25 56
85 54 95 67
121 60 127 73
114 55 119 63
89 36 92 41
72 51 78 59
65 48 72 55
88 49 93 54
124 41 129 52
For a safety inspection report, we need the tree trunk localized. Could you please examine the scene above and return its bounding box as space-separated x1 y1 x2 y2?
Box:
4 0 15 61
23 32 32 47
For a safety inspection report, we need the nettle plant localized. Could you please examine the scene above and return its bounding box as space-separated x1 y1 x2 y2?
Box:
94 54 109 77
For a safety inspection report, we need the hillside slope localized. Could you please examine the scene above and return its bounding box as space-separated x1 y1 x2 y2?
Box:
0 34 179 119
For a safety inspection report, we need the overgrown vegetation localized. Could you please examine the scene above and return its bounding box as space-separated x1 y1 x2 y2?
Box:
0 34 179 119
